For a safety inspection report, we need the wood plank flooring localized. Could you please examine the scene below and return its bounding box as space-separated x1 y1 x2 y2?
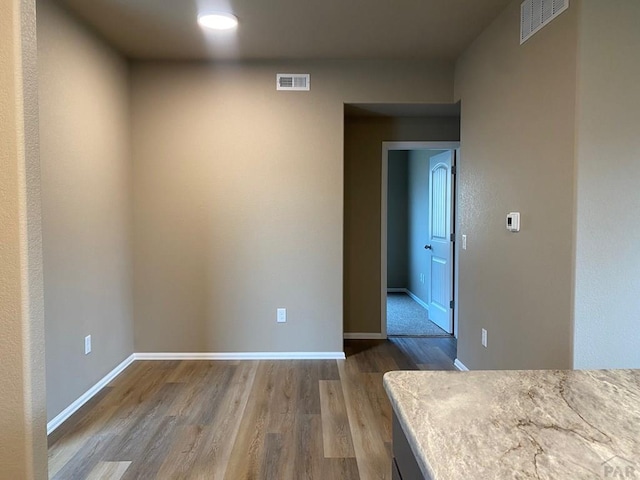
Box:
48 338 456 480
388 337 457 371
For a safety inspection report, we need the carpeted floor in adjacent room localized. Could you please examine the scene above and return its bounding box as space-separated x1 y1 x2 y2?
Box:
387 293 450 337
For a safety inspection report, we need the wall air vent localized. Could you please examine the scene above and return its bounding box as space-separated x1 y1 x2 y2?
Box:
276 74 310 91
520 0 569 44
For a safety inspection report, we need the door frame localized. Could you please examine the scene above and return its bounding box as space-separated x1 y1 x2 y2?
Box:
381 141 460 338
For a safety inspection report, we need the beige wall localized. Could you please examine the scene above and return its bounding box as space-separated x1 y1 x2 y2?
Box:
573 0 640 369
38 0 134 420
454 0 578 369
0 0 47 477
131 61 454 351
344 116 460 334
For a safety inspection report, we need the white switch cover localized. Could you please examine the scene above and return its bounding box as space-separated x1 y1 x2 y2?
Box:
85 335 92 354
277 308 287 323
506 212 521 232
462 235 467 250
481 329 488 348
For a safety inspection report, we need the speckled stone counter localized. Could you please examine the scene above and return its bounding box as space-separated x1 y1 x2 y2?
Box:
384 369 640 479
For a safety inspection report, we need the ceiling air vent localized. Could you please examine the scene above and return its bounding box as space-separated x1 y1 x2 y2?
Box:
520 0 569 44
277 74 310 91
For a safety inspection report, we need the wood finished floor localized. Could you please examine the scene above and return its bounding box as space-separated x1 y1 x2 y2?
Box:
48 338 456 480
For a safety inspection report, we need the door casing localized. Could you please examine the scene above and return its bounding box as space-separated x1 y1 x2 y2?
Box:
381 141 460 338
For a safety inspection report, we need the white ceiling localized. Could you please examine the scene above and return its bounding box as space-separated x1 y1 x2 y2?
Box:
58 0 513 61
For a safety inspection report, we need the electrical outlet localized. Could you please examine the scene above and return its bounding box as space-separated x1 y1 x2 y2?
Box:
462 234 467 250
277 308 287 323
481 329 488 348
85 335 92 355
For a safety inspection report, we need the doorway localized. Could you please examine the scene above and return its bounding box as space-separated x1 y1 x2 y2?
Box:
381 142 459 338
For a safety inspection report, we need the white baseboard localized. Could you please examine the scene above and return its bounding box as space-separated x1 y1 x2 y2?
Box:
406 290 429 311
454 358 470 371
47 353 135 435
386 288 407 293
134 351 346 360
343 333 387 340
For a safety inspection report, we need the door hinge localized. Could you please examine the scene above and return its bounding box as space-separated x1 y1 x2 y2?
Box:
450 300 455 309
451 165 456 175
450 233 455 242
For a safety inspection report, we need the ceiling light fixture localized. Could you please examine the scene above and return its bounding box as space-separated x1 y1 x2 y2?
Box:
197 12 238 31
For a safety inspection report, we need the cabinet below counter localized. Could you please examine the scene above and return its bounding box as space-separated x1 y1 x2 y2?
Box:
384 369 640 480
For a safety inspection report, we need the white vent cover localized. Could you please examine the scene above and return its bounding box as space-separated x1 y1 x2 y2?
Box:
520 0 569 44
277 74 310 91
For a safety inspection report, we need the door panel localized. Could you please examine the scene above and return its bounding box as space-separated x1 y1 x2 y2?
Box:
427 151 453 333
430 257 448 311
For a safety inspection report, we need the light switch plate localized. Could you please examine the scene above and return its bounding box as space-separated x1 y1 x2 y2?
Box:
506 212 521 232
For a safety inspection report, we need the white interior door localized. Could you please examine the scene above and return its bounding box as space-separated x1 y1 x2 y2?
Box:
426 151 454 333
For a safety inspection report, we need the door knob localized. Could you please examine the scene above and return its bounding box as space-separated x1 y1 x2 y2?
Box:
424 244 432 250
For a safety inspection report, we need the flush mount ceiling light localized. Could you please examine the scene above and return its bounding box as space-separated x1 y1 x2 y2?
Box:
197 12 238 31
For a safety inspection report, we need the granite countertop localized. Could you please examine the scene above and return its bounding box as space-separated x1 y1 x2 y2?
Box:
384 369 640 479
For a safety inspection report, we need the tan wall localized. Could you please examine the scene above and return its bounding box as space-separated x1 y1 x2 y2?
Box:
131 61 455 351
573 0 640 368
344 116 460 334
38 0 134 420
0 0 47 477
454 0 578 369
